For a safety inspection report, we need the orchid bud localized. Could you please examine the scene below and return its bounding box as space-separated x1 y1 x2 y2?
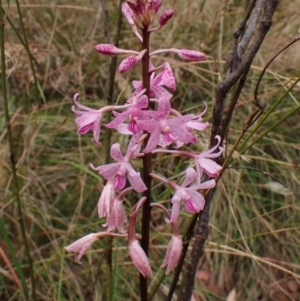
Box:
94 44 122 56
162 235 183 275
98 179 115 218
178 49 206 61
95 44 139 56
119 56 138 73
118 49 147 73
129 240 153 277
159 9 174 26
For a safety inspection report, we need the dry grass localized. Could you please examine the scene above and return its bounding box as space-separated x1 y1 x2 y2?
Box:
1 0 300 300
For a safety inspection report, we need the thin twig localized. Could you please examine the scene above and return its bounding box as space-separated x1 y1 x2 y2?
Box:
14 0 41 103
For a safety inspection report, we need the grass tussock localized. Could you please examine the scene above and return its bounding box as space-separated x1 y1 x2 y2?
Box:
1 0 300 300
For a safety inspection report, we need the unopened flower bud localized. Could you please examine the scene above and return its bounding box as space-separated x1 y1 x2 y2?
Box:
178 49 206 61
95 44 139 56
118 49 147 73
162 235 183 275
95 44 121 55
159 9 174 26
129 240 153 277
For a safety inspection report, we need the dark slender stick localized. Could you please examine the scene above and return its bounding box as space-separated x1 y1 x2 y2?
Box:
140 26 152 301
0 4 36 301
180 1 280 300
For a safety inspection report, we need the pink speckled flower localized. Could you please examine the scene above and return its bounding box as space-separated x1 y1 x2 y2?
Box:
169 168 216 222
118 49 147 73
194 135 223 179
72 93 103 144
105 89 148 134
91 134 147 192
137 100 196 153
103 187 133 233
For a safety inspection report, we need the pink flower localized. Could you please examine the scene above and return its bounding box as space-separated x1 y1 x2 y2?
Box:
169 168 216 222
194 135 223 179
102 187 133 233
97 179 115 218
104 199 127 233
65 233 98 263
105 89 148 134
91 135 147 192
145 0 163 22
72 93 103 144
137 100 196 153
162 235 182 275
121 2 143 41
133 65 174 102
145 0 163 15
122 2 135 25
126 0 146 17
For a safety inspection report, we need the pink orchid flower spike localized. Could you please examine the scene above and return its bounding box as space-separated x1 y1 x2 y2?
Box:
128 197 153 278
72 93 103 144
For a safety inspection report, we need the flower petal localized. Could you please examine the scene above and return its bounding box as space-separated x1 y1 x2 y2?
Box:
110 143 124 162
181 168 197 187
92 162 121 179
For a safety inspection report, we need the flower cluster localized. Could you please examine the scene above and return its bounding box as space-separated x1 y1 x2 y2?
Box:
66 0 222 278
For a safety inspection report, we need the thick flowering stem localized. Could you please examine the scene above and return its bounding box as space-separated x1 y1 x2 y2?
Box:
140 24 152 301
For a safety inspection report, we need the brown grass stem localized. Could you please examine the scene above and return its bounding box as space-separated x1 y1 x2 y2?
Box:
0 3 36 301
14 0 40 103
